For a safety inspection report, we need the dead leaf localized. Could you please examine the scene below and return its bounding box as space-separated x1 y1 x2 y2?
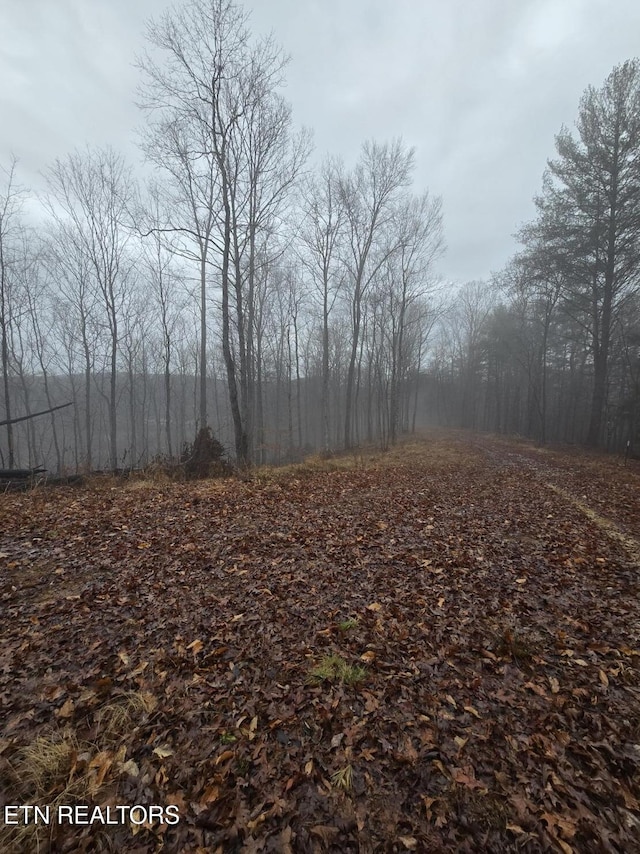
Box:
524 681 547 697
121 759 139 776
56 698 75 719
88 750 113 793
153 745 174 758
542 811 577 838
188 639 204 654
451 766 487 790
311 825 340 844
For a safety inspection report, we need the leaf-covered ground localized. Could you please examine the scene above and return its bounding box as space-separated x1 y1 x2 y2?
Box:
1 433 639 853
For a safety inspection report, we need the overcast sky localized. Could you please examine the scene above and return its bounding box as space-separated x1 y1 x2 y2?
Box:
2 0 639 282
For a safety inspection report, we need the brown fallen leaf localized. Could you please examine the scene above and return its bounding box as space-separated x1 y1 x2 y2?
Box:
199 784 220 806
4 434 640 853
187 639 204 654
451 766 487 790
56 698 75 719
541 811 577 838
87 750 114 794
524 681 547 697
311 825 340 844
121 759 139 776
153 745 174 758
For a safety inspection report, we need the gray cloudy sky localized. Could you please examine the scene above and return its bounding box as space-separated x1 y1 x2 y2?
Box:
1 0 639 281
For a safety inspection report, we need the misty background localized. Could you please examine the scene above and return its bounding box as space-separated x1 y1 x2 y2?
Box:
1 0 640 472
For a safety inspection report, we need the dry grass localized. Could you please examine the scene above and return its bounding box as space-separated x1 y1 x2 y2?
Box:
16 733 81 794
250 433 482 484
123 477 169 492
249 455 356 483
83 474 125 494
331 763 354 791
95 691 157 742
374 435 481 470
0 732 92 854
0 693 155 852
79 434 482 495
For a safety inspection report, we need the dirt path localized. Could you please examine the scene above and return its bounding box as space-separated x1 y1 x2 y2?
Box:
471 434 640 566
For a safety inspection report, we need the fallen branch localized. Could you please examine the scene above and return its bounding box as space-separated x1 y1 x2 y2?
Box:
0 401 73 427
0 468 46 479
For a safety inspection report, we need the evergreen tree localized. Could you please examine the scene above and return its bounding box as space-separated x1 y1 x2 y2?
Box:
525 60 640 445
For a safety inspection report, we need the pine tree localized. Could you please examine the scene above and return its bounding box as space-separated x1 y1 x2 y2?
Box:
524 60 640 445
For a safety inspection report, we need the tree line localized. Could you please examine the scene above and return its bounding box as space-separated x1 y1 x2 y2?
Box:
0 0 443 473
2 0 639 472
427 59 640 453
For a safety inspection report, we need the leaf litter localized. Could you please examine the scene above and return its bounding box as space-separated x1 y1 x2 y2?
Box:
1 432 639 852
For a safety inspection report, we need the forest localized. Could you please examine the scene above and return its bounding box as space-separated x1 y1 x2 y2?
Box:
2 0 639 473
2 5 640 851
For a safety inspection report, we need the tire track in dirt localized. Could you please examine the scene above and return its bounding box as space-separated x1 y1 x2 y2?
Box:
473 437 640 567
544 481 640 566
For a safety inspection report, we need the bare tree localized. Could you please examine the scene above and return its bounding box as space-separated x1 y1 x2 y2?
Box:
0 158 28 468
139 184 189 457
228 84 310 465
44 220 100 469
339 139 414 449
138 0 307 465
137 0 228 432
298 157 345 453
45 147 136 470
385 191 443 444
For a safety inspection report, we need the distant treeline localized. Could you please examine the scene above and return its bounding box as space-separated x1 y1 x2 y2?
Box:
1 0 639 468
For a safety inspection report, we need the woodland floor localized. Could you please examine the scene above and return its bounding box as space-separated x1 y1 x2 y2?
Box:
1 431 640 853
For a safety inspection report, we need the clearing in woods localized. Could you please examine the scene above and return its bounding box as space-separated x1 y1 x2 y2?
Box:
1 431 639 852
